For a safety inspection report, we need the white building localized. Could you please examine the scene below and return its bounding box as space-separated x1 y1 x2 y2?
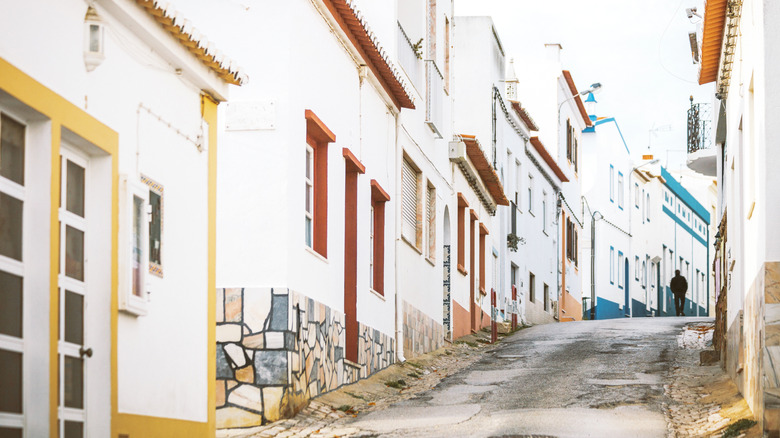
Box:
0 0 242 436
696 1 780 432
395 0 455 358
582 97 710 321
513 44 592 322
581 101 634 319
175 0 419 428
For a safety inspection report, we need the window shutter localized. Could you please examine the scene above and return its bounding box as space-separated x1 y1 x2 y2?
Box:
402 159 418 241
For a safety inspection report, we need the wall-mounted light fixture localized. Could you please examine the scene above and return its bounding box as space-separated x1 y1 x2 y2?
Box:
84 6 105 71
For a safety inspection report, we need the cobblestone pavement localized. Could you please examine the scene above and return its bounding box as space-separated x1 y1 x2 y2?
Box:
663 322 757 438
217 329 500 438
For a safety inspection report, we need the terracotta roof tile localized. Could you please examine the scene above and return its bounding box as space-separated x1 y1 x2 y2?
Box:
135 0 248 86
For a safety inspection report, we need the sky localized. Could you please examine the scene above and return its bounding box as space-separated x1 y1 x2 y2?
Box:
455 0 715 172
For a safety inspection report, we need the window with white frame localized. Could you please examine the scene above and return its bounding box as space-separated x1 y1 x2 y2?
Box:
142 175 163 277
617 172 624 209
0 112 25 435
515 161 521 206
402 156 422 249
646 193 650 221
542 191 548 233
119 175 150 316
609 165 614 202
610 246 615 284
528 174 534 213
635 255 640 280
426 183 436 261
634 183 639 208
618 251 624 288
305 144 314 248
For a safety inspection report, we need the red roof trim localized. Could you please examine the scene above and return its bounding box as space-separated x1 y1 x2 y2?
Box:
509 100 539 131
699 0 728 84
459 135 510 206
322 0 415 110
561 70 592 127
530 136 569 182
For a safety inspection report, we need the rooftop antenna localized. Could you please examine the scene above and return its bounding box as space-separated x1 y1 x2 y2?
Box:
648 123 672 150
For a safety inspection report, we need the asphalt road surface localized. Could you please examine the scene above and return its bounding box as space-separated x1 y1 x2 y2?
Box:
344 317 708 438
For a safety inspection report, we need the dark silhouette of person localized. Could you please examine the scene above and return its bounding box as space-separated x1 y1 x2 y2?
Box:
670 269 688 316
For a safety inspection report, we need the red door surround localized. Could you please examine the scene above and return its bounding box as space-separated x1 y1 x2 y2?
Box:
343 148 365 363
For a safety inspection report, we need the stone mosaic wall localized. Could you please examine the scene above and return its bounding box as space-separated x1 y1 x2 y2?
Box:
402 300 444 359
216 288 394 429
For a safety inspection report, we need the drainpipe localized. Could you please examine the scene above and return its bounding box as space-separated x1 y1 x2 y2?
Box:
556 192 562 317
394 112 405 363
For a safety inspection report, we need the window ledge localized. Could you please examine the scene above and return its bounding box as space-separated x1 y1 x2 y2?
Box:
368 288 386 301
305 246 329 264
426 256 436 267
401 234 423 255
479 286 487 296
457 264 468 276
529 211 535 217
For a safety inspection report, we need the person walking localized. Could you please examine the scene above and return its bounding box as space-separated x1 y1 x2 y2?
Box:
670 269 688 316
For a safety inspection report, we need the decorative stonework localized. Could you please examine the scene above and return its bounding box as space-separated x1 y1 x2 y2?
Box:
216 288 394 429
442 245 452 341
402 300 444 359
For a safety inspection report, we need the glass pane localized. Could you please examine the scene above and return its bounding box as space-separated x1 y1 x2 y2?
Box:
305 148 312 179
0 114 24 185
0 270 22 338
0 349 22 413
0 192 22 261
66 160 85 217
89 24 101 53
149 190 162 266
64 421 83 438
133 195 143 297
64 355 83 409
305 217 312 247
64 291 83 345
0 427 22 438
65 226 84 281
305 184 312 213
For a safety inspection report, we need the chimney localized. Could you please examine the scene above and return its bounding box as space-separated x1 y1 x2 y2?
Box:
506 58 519 100
544 43 562 63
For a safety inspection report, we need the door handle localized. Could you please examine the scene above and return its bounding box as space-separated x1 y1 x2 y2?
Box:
79 347 93 358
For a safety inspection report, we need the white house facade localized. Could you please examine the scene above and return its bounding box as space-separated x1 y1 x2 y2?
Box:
0 0 241 436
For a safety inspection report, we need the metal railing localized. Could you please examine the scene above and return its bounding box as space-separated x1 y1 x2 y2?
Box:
425 59 443 138
397 21 422 92
687 100 712 153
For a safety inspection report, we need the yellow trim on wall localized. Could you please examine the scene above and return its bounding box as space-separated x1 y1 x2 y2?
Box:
0 57 118 438
115 413 210 437
203 93 219 437
1 55 221 438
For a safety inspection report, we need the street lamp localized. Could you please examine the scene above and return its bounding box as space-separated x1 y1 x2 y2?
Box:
627 158 660 317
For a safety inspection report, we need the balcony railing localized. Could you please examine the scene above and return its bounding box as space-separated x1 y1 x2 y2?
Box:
397 21 422 93
425 59 443 138
687 101 712 153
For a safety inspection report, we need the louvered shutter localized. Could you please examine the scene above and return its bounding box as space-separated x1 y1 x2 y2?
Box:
401 158 418 242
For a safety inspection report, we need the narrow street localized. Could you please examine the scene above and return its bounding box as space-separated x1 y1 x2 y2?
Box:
341 317 712 437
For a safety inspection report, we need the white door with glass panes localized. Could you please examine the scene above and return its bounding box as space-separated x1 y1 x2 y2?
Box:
58 147 91 438
0 112 26 438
